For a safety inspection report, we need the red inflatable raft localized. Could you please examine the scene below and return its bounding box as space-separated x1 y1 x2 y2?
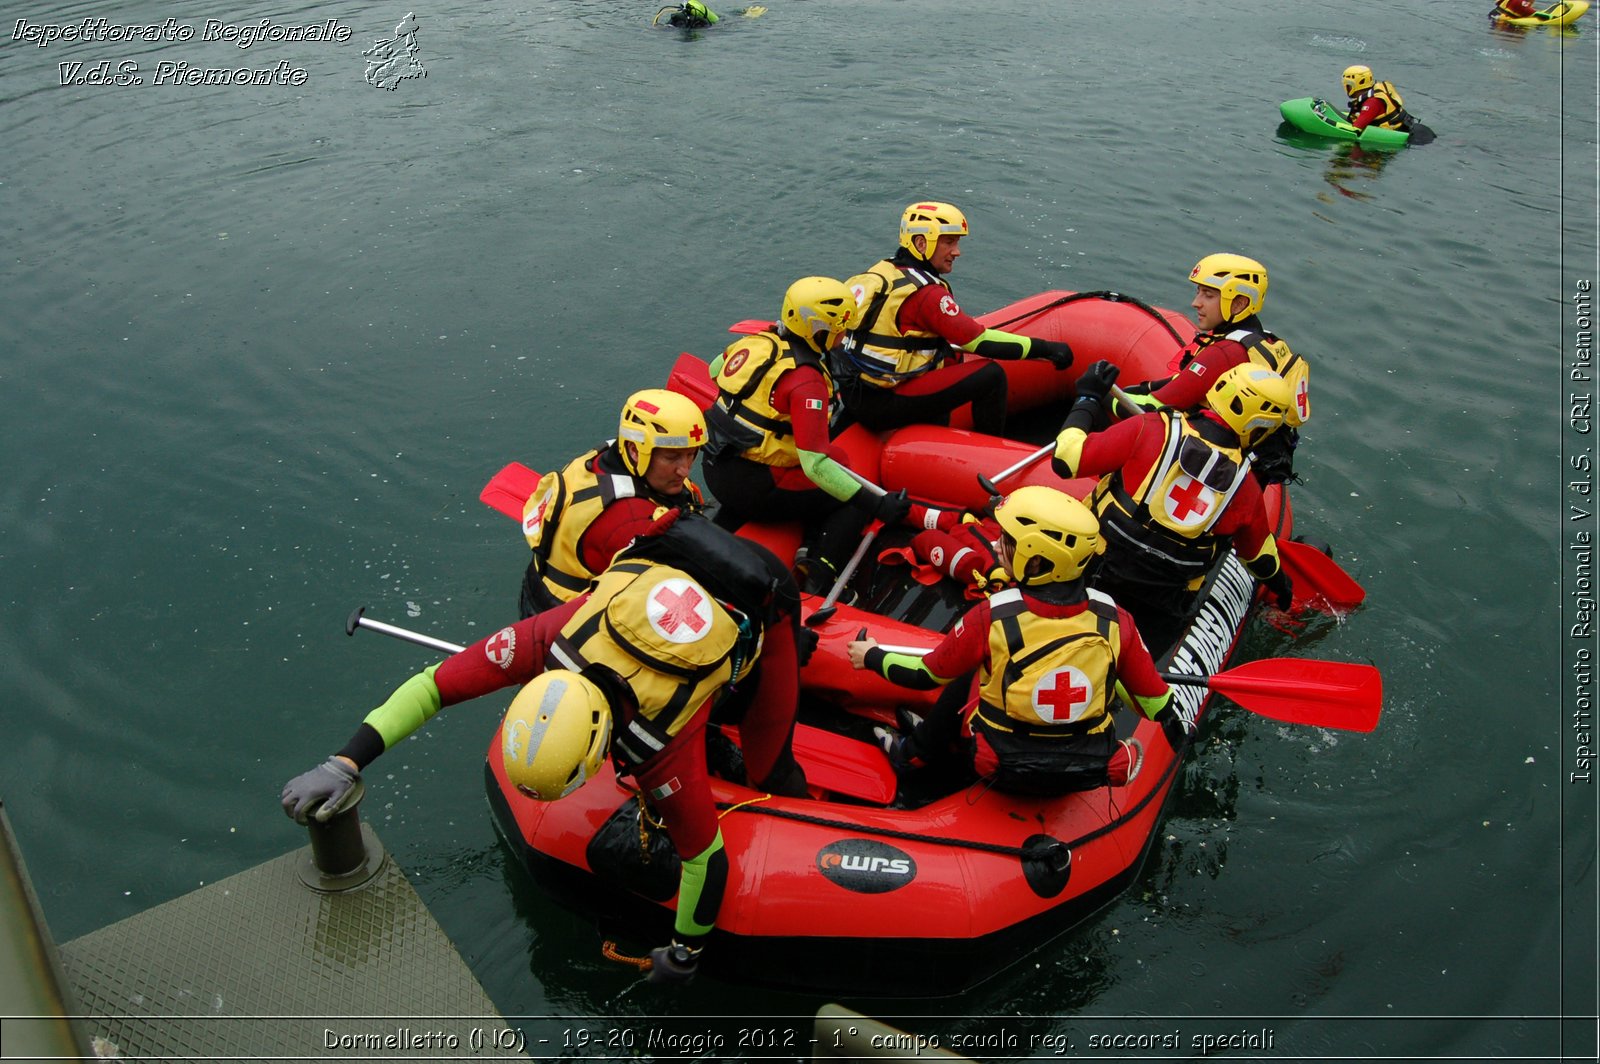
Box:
481 291 1294 997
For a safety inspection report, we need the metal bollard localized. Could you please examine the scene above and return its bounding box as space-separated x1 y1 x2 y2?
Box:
295 779 387 892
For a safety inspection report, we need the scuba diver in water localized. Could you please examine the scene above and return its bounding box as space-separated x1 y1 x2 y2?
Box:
655 1 718 27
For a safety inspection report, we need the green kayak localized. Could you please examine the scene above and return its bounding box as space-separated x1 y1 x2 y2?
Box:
1279 97 1411 148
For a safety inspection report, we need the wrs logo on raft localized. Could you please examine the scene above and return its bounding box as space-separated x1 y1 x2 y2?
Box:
816 840 916 894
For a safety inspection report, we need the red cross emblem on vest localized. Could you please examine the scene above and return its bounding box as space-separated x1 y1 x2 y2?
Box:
1165 475 1213 523
1294 383 1309 420
486 626 516 669
648 579 712 643
1032 665 1091 724
522 488 552 540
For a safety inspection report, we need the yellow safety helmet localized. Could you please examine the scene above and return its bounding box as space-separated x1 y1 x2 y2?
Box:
618 388 707 477
899 201 969 263
501 670 613 801
1343 64 1374 96
780 276 858 354
993 485 1105 586
1189 253 1269 324
1206 364 1293 448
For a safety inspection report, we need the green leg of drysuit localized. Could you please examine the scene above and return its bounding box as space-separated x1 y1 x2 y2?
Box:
674 830 728 940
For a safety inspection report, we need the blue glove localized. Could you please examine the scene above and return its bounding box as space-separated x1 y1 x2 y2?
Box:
281 756 359 824
647 940 702 985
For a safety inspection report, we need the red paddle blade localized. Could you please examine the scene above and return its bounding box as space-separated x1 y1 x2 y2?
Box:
668 352 718 410
1207 657 1382 733
728 319 776 335
479 461 543 520
1280 539 1367 613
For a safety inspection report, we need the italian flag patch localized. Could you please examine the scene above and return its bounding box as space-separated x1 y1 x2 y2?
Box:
649 777 682 801
804 398 825 411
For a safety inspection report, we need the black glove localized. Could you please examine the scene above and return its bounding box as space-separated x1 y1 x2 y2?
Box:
1075 359 1120 403
1031 338 1075 370
1263 569 1294 611
867 488 911 526
281 756 360 824
1061 390 1114 436
1154 706 1194 753
647 940 702 985
795 623 820 667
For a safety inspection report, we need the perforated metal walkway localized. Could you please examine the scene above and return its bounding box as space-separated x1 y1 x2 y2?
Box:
55 827 522 1061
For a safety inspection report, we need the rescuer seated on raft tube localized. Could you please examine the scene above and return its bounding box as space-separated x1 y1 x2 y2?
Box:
830 200 1076 439
1340 64 1435 144
517 389 707 619
847 486 1188 797
1053 362 1295 651
703 274 969 595
1115 254 1308 487
282 509 810 986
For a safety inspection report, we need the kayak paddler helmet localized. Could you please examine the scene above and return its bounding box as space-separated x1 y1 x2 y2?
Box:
899 201 968 263
1206 364 1292 448
780 276 858 354
1189 253 1268 323
618 388 707 478
993 485 1105 586
1342 64 1374 96
501 670 613 801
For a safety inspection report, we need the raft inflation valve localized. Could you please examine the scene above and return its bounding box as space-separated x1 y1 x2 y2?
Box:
295 778 387 893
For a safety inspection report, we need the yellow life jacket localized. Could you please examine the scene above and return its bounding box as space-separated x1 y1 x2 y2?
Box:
834 260 954 389
1226 327 1310 428
1092 413 1251 586
706 330 829 467
973 587 1120 738
1349 82 1411 129
522 446 652 603
546 560 749 766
